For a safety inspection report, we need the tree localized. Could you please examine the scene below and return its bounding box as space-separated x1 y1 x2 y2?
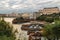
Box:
16 17 24 20
12 17 24 24
45 17 54 23
36 15 46 21
52 20 60 40
43 20 60 40
0 18 15 40
43 23 54 40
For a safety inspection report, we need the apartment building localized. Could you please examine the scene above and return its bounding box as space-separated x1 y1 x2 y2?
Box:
33 7 60 19
41 7 60 15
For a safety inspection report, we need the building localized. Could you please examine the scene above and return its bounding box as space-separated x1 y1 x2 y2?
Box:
33 12 43 19
6 12 22 17
41 7 60 15
33 7 60 19
8 13 18 17
0 14 7 17
22 13 33 19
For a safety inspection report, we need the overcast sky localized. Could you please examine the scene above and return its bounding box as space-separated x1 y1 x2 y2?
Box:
0 0 60 13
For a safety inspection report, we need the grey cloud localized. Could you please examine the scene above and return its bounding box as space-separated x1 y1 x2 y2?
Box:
0 0 60 13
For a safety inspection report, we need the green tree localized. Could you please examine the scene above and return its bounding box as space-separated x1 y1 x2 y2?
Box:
0 18 15 40
16 17 24 20
36 15 46 21
43 20 60 40
52 20 60 40
45 17 54 23
43 23 54 40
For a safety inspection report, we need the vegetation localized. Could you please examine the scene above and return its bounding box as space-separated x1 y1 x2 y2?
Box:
36 15 46 21
0 18 15 40
43 20 60 40
12 17 34 24
45 17 54 23
36 12 60 23
15 17 24 20
12 17 24 24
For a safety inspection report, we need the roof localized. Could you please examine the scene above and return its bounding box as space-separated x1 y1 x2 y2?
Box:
44 7 59 9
